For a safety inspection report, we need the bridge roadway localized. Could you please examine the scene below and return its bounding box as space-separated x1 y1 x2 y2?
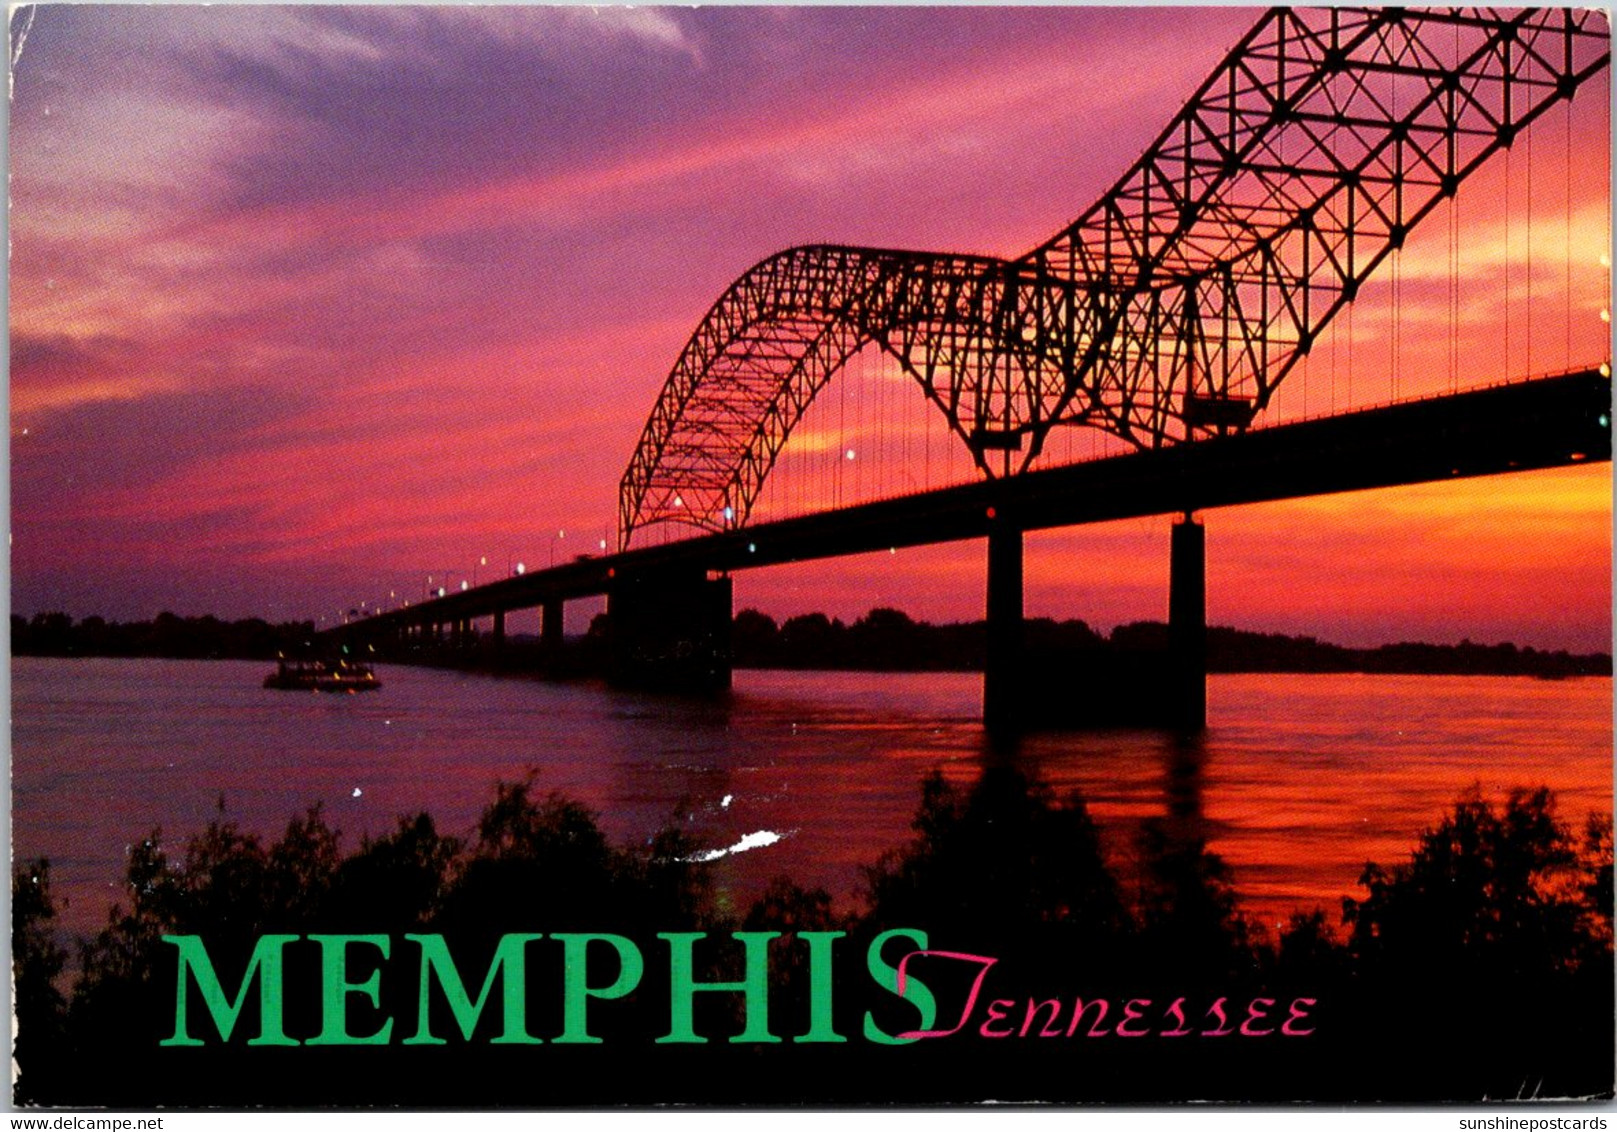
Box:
344 367 1610 644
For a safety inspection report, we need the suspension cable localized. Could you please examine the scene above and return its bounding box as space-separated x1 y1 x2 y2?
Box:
1565 96 1573 370
1526 114 1533 377
1504 145 1512 381
1454 15 1461 392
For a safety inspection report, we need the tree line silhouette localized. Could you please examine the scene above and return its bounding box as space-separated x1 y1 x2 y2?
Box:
731 607 1612 678
12 612 315 660
13 607 1609 678
14 771 1612 1105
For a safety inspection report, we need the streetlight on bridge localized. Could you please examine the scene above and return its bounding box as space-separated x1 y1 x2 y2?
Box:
424 569 458 601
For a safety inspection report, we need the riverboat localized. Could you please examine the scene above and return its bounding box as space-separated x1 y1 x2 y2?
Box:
263 657 381 693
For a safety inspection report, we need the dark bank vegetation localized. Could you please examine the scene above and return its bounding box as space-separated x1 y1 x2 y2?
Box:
13 606 1610 678
14 770 1612 1106
11 611 316 660
731 606 1614 678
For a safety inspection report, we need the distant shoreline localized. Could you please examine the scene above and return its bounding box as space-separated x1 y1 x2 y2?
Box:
12 655 1611 680
12 608 1611 679
725 609 1612 679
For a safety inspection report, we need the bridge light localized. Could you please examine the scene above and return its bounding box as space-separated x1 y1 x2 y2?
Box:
986 506 997 520
437 587 446 598
723 505 734 521
1602 309 1611 324
1602 363 1612 378
845 449 856 461
748 542 757 554
1600 414 1610 429
515 562 526 574
673 495 684 508
598 539 607 551
460 580 469 591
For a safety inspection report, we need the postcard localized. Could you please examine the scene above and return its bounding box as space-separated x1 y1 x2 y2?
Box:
9 3 1614 1108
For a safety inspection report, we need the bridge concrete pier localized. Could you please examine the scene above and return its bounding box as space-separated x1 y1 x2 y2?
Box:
607 568 732 693
983 518 1024 735
1169 515 1207 732
541 599 564 667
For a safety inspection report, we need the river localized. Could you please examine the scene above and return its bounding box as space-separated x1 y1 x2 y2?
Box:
10 657 1611 942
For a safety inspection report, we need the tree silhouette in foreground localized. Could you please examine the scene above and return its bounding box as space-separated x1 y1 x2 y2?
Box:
1337 788 1614 1100
12 776 1613 1106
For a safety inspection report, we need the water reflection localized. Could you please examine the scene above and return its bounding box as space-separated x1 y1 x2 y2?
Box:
16 740 1611 1106
10 660 1612 946
1162 731 1208 837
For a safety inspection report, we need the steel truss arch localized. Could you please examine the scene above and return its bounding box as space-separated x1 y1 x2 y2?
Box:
619 244 1101 541
621 6 1610 545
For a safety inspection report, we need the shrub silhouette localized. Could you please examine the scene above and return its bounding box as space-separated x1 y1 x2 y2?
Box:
1338 787 1613 1100
1345 787 1603 979
12 860 69 1105
325 812 461 932
863 766 1128 946
1133 817 1258 981
12 774 1614 1106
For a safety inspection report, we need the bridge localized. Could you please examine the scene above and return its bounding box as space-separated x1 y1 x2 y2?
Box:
331 7 1612 733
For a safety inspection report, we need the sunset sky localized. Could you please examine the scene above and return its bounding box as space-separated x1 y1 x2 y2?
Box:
9 5 1613 651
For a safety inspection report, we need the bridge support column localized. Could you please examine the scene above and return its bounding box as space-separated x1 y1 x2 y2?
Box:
491 610 506 665
983 519 1024 735
607 568 731 694
541 600 564 676
1169 514 1206 732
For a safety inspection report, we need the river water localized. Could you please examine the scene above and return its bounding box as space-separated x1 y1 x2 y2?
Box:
10 657 1611 941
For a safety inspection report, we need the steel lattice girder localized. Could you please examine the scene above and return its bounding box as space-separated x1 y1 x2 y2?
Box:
620 6 1610 545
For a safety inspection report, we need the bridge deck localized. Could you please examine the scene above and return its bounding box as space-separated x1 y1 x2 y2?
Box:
347 369 1609 636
